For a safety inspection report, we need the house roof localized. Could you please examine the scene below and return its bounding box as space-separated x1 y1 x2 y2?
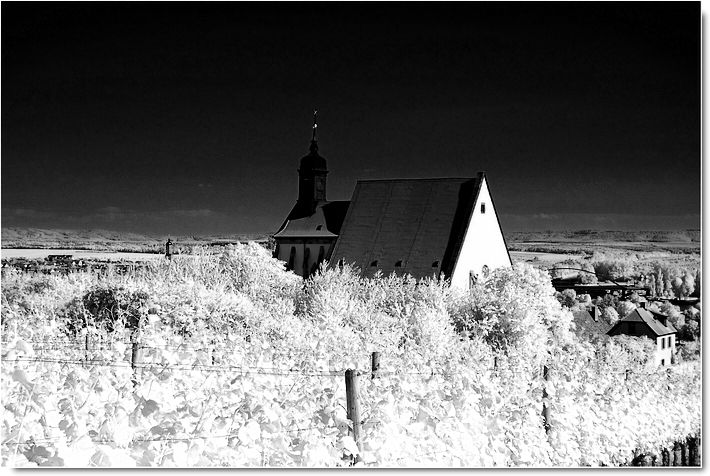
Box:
273 200 350 239
607 308 677 337
571 309 611 339
328 176 483 279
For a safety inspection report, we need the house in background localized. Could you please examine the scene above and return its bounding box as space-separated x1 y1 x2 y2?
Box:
606 305 677 366
571 306 611 341
329 174 511 288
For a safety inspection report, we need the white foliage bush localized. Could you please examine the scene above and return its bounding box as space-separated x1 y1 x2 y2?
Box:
0 250 701 467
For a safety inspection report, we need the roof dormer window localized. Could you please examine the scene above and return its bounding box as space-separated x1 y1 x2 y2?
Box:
316 225 323 230
432 260 440 268
395 260 403 267
370 260 378 267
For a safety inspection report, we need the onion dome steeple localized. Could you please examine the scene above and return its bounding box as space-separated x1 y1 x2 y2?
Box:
298 109 329 211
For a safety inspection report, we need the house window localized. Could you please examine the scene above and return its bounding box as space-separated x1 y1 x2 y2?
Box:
469 270 477 288
661 359 665 366
661 338 665 349
481 202 486 214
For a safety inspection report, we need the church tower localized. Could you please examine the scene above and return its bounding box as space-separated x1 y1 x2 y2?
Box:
297 110 328 214
273 110 350 278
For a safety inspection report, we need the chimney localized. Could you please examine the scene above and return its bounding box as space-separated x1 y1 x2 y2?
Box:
592 305 600 322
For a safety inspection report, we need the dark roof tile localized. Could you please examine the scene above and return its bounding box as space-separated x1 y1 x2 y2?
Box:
329 177 482 279
274 200 350 238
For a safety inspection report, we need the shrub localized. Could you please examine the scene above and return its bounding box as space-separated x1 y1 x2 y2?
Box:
62 286 149 335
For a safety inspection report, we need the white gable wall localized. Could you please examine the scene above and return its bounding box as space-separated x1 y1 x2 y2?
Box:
450 176 511 289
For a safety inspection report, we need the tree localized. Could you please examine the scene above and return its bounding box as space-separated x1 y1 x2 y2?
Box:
682 271 696 298
593 260 633 282
616 301 636 319
647 274 657 297
576 293 592 306
683 320 699 341
663 277 673 298
579 262 598 284
461 263 575 369
659 301 684 330
603 307 619 326
558 289 577 308
671 277 684 298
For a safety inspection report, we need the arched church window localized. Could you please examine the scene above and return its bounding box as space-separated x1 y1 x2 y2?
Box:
288 247 296 271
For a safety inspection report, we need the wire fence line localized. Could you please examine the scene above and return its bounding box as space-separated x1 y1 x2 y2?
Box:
1 354 685 379
3 423 344 447
4 357 345 377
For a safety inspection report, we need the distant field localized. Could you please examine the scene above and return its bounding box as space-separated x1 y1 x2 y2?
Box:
0 249 164 261
1 227 271 253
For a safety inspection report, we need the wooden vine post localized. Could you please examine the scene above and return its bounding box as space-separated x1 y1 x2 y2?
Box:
371 352 380 380
542 365 551 434
85 331 92 368
345 369 363 464
131 318 143 387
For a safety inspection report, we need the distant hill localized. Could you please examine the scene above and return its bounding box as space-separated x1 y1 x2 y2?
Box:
1 227 160 244
506 230 700 243
1 227 272 252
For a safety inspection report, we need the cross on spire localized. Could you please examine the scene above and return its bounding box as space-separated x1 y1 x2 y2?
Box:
312 109 318 141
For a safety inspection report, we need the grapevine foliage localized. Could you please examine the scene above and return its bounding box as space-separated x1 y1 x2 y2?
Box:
0 246 701 467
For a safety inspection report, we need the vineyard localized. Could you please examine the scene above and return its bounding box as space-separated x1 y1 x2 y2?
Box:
1 243 701 467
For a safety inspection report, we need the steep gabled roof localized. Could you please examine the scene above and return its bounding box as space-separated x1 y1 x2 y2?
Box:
328 176 482 279
607 308 677 337
572 309 612 339
274 200 350 239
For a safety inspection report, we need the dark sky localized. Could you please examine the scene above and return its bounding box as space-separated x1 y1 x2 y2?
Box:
2 2 701 236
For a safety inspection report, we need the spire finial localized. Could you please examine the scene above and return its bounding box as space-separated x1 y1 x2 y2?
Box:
312 109 318 141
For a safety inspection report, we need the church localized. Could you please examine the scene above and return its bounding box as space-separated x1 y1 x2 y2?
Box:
272 113 350 279
273 113 511 287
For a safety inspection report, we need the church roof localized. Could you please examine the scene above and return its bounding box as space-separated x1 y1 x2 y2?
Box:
329 176 483 280
273 200 350 239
